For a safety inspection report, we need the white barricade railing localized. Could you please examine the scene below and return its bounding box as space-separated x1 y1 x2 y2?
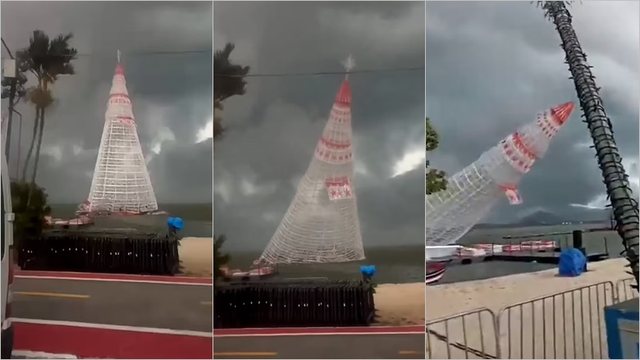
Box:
427 279 636 359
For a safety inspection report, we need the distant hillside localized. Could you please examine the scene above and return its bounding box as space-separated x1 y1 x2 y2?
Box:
518 210 564 226
475 208 612 229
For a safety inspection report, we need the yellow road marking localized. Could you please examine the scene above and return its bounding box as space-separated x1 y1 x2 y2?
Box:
14 291 90 299
398 350 421 355
214 352 278 357
200 301 212 306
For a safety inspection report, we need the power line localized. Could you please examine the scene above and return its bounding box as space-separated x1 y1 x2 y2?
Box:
1 38 14 59
215 66 424 78
1 47 209 58
74 49 210 57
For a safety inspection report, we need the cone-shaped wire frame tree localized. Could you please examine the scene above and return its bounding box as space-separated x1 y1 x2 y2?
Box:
82 51 158 215
426 103 575 246
258 56 365 264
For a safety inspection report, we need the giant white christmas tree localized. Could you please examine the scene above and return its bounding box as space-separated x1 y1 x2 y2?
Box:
258 58 365 264
81 51 158 215
426 102 574 246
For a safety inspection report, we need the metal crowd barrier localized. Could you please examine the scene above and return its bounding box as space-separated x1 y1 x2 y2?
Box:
496 281 615 359
427 279 636 359
426 307 499 359
615 277 638 302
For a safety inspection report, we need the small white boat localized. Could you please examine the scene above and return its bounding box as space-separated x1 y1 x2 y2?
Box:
45 215 94 227
456 246 487 258
426 245 462 260
222 264 277 281
426 245 487 260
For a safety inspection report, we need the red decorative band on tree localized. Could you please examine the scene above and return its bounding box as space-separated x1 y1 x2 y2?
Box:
325 176 353 200
115 116 135 126
511 132 538 160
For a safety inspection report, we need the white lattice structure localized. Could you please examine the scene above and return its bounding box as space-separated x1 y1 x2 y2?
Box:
80 52 158 215
258 73 365 264
426 102 575 246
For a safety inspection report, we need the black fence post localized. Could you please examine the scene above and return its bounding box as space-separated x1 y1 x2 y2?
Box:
572 230 588 271
20 230 180 275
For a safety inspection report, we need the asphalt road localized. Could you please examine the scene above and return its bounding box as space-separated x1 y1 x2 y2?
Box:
12 277 212 332
214 334 425 359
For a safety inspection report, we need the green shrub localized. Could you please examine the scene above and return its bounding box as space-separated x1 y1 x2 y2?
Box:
214 234 230 282
10 181 51 249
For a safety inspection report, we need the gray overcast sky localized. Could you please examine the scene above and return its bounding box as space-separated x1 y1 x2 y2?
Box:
214 1 425 251
426 1 639 223
1 1 212 204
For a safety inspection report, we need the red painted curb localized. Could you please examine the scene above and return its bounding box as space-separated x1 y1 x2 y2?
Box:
15 270 212 285
14 322 212 359
214 325 425 336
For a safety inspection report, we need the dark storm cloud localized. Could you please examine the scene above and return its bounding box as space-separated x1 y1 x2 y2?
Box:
214 1 425 251
426 1 639 223
1 1 212 203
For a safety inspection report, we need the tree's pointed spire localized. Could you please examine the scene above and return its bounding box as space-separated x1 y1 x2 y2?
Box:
334 55 354 106
114 49 125 76
342 54 355 79
550 101 574 125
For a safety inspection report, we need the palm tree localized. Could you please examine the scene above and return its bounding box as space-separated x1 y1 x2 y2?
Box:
214 234 231 282
541 1 639 286
214 42 250 137
212 43 248 281
20 30 77 186
22 86 52 183
426 117 447 195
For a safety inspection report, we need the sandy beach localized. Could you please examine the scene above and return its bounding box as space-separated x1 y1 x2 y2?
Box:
426 259 637 359
374 282 425 326
179 236 213 277
426 258 634 319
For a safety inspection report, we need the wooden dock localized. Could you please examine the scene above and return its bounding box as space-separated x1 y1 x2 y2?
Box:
441 251 609 266
485 251 609 264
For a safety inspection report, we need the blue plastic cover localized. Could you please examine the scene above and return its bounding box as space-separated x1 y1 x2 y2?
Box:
167 216 184 231
558 248 587 277
360 265 376 277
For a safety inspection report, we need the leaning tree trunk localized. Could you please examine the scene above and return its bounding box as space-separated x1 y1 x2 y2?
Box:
22 108 40 182
544 1 639 287
31 107 46 186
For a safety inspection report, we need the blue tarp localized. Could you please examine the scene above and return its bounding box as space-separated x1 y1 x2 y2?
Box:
360 265 377 277
167 216 184 231
558 248 587 277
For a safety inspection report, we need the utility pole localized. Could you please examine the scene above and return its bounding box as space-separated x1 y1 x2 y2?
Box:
12 109 22 180
1 38 17 161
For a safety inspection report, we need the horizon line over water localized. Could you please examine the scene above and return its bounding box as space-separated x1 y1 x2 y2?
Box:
48 203 212 237
227 244 425 284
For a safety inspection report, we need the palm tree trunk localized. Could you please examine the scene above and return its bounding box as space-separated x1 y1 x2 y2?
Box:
544 1 639 287
4 80 16 160
22 107 40 182
31 107 46 186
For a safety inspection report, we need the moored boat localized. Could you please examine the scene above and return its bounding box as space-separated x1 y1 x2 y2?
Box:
222 264 278 281
45 215 94 227
426 260 448 285
425 245 461 260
